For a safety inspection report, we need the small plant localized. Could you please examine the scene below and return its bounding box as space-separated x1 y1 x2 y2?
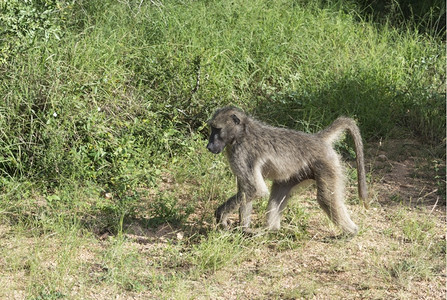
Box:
148 192 194 227
189 231 248 274
432 159 446 200
385 258 434 288
32 289 65 300
99 237 148 292
401 217 436 243
392 207 436 244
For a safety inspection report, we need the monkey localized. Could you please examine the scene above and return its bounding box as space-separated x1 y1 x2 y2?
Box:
206 106 368 236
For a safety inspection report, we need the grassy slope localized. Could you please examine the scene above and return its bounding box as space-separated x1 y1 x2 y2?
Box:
0 0 445 298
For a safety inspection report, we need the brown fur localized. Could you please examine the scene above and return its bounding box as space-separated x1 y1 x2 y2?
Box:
207 106 367 235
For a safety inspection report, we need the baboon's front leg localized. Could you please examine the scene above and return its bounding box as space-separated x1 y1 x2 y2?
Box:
238 192 252 229
215 176 257 229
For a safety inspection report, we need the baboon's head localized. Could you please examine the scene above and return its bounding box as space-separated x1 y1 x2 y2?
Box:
207 107 246 154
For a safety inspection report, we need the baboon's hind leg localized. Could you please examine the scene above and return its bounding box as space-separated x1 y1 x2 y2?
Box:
266 181 296 230
315 162 358 235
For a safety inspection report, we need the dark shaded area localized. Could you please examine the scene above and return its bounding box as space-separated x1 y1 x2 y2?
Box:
354 0 446 37
253 71 446 144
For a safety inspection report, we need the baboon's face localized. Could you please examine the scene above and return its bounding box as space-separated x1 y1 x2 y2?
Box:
207 108 244 154
207 126 226 154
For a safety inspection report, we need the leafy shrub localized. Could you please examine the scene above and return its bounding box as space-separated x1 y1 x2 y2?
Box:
0 0 69 63
148 192 194 227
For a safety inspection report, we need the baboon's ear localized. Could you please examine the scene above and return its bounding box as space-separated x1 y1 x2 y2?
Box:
231 114 240 125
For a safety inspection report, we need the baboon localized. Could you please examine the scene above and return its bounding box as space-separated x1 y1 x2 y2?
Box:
206 106 367 235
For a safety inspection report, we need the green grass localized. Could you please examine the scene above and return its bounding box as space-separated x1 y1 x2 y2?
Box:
0 0 445 298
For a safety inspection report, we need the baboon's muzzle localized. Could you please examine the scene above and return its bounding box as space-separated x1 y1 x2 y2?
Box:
207 142 222 154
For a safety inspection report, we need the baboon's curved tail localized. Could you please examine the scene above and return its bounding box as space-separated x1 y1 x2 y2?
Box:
317 117 368 207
